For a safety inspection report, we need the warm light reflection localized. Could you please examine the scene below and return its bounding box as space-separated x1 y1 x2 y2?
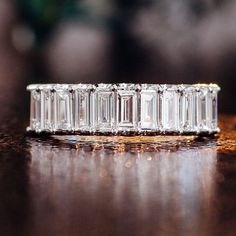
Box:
54 135 196 143
28 139 217 235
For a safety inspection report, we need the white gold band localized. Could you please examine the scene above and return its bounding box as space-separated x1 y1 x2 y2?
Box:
27 83 220 135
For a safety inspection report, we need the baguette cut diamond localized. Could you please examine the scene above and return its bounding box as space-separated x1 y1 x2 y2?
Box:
30 90 41 130
75 88 90 131
196 87 208 131
182 87 196 132
207 89 218 130
99 93 111 123
55 90 72 130
140 90 157 129
117 90 137 129
162 87 180 131
156 88 164 130
94 91 115 131
27 83 220 135
41 89 54 130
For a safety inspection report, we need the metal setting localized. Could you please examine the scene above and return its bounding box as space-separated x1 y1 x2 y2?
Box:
27 83 220 135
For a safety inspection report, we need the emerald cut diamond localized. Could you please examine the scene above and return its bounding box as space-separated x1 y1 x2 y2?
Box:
74 85 90 131
55 91 72 130
117 88 137 131
208 89 218 131
30 89 41 130
41 89 55 131
181 87 197 132
91 84 115 132
140 89 157 130
162 86 180 131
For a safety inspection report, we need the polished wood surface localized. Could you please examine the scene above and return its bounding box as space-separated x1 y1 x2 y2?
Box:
0 90 236 236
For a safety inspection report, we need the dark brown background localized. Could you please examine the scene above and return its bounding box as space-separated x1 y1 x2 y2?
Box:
0 0 236 113
1 1 236 235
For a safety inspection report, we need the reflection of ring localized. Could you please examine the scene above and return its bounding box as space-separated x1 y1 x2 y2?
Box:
27 83 220 135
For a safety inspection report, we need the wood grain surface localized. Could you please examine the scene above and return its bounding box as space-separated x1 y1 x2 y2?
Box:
0 99 236 236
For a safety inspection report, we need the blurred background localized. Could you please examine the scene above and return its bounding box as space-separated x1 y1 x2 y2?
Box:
0 0 235 113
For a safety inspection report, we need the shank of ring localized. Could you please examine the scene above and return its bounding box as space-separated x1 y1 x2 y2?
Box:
27 83 220 135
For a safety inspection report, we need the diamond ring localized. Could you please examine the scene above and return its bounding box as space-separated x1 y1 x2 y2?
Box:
27 83 220 135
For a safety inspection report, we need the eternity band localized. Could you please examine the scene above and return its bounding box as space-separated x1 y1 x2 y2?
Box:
27 83 220 135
